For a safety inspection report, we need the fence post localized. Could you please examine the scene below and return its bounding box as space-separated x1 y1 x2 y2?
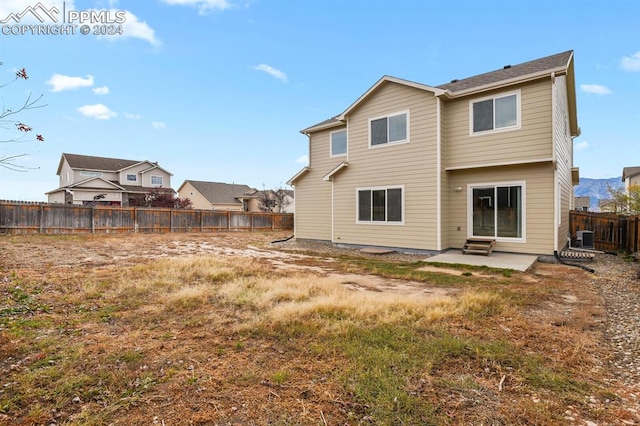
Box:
39 204 44 234
170 209 174 233
227 211 230 231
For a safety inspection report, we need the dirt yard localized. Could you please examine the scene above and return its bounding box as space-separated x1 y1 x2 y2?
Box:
1 232 639 425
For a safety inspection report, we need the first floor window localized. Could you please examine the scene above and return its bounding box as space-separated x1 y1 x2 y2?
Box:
471 183 523 239
151 175 163 186
358 187 403 223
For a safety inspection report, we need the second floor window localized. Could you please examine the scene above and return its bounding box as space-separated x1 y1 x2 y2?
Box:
126 174 137 182
472 92 519 134
331 129 347 156
370 111 408 147
151 175 163 186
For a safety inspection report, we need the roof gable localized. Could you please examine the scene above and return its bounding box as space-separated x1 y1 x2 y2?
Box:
301 76 445 134
68 177 125 190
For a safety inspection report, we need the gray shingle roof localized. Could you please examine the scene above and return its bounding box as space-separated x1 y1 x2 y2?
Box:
437 50 573 93
622 166 640 181
62 153 141 171
186 181 253 204
302 51 574 132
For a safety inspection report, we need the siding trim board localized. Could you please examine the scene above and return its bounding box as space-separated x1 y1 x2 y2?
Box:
445 157 554 171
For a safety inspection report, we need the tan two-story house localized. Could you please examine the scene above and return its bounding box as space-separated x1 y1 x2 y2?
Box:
289 51 580 255
46 153 174 206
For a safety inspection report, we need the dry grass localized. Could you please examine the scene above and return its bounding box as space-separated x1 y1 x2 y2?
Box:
0 232 632 425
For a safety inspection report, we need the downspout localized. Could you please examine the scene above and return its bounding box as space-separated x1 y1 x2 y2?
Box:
436 97 442 251
551 71 559 253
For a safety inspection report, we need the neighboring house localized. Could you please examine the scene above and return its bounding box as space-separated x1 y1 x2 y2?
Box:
177 181 295 213
177 180 253 211
574 196 590 212
238 189 295 213
289 51 580 256
46 153 174 206
599 198 617 213
622 166 640 192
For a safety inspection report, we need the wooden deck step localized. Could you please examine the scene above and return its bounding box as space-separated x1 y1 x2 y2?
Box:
559 250 595 261
462 238 495 256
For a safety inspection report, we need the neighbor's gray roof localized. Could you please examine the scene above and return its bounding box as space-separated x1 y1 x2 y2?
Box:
186 181 253 204
61 153 140 172
302 50 574 133
437 50 573 93
622 166 640 181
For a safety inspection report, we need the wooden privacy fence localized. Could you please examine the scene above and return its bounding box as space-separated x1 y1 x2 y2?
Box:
569 210 640 253
0 202 293 234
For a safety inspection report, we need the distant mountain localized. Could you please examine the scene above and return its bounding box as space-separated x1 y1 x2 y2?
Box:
575 177 623 210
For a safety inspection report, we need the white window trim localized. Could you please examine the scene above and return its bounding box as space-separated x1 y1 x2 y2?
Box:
368 110 410 149
330 129 348 158
355 185 405 225
469 90 521 136
466 180 526 243
126 174 137 182
151 175 163 186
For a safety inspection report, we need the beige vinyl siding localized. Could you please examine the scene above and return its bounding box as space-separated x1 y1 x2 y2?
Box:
553 75 574 251
141 170 171 188
48 192 65 203
444 80 553 169
178 182 212 210
331 82 439 250
59 162 73 185
74 170 118 182
447 163 555 255
293 130 337 241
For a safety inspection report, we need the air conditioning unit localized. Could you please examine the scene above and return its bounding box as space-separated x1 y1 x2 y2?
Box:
576 230 594 249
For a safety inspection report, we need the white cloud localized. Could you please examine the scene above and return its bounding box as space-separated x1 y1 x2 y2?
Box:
124 112 141 119
93 86 109 95
93 9 159 46
119 10 159 45
574 141 589 151
152 121 166 129
160 0 230 15
580 84 612 95
46 74 94 92
296 155 308 164
620 51 640 72
77 104 117 120
252 64 288 83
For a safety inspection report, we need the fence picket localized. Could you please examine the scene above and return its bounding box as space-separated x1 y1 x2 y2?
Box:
569 210 640 253
0 202 293 234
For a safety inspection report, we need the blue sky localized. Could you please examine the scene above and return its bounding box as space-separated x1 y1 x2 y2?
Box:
0 0 638 201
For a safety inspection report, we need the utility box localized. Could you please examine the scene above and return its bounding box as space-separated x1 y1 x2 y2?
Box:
576 230 594 249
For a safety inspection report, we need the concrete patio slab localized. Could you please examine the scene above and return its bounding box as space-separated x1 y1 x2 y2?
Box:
425 250 538 272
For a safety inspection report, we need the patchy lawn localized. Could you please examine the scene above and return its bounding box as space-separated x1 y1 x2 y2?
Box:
0 232 634 425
